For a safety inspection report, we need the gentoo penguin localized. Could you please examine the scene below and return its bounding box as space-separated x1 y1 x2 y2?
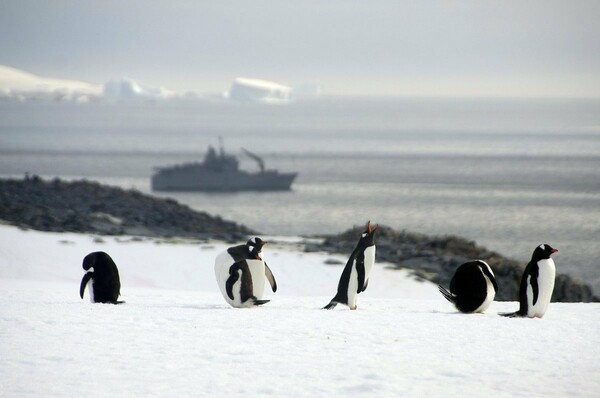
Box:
323 221 378 310
438 260 498 313
500 244 558 318
79 251 123 304
214 237 277 308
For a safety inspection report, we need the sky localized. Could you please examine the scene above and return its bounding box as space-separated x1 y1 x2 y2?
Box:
1 0 599 97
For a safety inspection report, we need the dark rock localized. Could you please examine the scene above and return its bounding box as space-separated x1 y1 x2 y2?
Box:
0 176 254 241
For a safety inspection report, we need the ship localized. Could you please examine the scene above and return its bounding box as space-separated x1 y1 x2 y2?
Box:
151 143 297 192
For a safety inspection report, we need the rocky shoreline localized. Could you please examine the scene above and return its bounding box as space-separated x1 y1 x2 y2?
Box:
0 175 253 241
1 176 597 302
312 225 598 302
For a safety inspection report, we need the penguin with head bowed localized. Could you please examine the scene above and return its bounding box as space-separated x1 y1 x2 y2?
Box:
323 221 378 310
438 260 498 313
500 244 558 318
214 237 277 308
79 251 124 304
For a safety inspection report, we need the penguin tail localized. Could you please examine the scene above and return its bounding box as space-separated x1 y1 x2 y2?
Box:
112 300 126 305
438 285 455 304
251 298 270 306
322 301 339 310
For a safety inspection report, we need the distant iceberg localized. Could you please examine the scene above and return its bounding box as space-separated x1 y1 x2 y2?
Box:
103 78 175 101
227 77 293 104
0 65 102 103
0 65 176 103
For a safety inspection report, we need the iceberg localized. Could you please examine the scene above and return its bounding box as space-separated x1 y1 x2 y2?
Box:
0 64 176 103
103 77 174 100
227 77 293 104
0 64 102 103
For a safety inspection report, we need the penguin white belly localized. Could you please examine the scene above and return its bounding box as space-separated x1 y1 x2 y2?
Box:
474 276 495 313
87 278 95 303
347 261 359 309
246 259 266 299
529 258 556 318
363 246 376 282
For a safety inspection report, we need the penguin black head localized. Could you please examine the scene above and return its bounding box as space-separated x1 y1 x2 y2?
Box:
532 244 558 261
358 221 378 247
82 251 114 271
246 237 267 259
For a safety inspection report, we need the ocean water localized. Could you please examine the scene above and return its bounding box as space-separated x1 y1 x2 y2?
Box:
1 98 599 293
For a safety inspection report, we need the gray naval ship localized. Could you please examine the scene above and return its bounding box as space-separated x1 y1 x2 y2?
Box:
151 144 297 192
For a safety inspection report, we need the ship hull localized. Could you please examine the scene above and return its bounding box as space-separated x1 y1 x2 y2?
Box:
152 169 297 192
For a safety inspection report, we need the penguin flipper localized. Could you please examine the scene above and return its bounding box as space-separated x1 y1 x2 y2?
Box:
357 259 366 294
530 267 540 306
438 285 456 304
361 278 369 293
322 301 339 310
79 272 93 299
225 268 240 300
264 263 278 292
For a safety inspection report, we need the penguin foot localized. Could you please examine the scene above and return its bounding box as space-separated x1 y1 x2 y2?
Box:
498 311 523 318
322 301 338 310
251 298 270 306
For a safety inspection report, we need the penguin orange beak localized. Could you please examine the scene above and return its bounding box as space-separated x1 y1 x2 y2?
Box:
551 248 558 254
367 221 378 234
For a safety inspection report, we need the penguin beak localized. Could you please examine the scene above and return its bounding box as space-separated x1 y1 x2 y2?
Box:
367 221 378 234
551 248 558 254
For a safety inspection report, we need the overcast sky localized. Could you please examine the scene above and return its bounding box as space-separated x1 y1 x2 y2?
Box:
1 0 599 97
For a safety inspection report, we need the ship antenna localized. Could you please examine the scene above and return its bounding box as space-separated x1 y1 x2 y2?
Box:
219 136 225 156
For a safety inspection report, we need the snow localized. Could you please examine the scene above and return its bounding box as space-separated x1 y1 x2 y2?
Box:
1 224 599 397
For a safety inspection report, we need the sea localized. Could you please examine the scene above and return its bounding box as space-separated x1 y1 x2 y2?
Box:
1 97 599 293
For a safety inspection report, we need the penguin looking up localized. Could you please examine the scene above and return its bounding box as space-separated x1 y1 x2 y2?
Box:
500 244 558 318
323 221 378 310
79 251 124 304
438 260 498 313
214 237 278 308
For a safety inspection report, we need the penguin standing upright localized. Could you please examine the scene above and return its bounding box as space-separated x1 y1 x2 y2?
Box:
438 260 498 313
214 237 277 308
79 251 123 304
500 244 558 318
323 221 378 310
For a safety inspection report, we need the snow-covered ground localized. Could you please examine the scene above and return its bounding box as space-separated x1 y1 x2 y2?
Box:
1 224 598 397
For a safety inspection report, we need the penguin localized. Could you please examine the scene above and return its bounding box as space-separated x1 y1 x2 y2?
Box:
323 221 378 310
438 260 498 313
500 244 557 318
214 237 277 308
79 251 123 304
